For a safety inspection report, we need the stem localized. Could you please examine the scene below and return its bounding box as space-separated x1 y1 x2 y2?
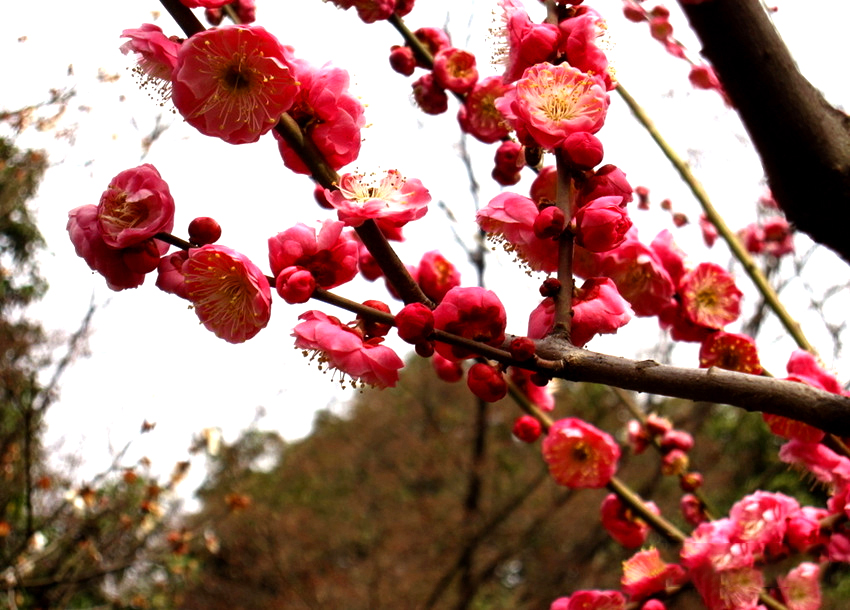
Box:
159 0 205 37
607 475 686 543
552 152 575 341
615 83 817 355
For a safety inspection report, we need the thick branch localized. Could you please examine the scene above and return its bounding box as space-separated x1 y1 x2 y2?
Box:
678 0 850 265
535 338 850 435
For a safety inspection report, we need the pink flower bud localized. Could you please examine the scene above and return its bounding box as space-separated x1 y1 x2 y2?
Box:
661 449 689 476
512 415 542 443
533 205 565 240
509 337 536 361
417 250 461 303
313 184 334 210
539 277 561 297
627 420 651 454
415 340 435 358
645 413 673 437
122 239 162 274
680 472 703 492
188 217 222 246
494 141 524 174
360 300 392 339
660 429 694 453
413 27 451 64
433 47 478 94
600 493 656 548
562 132 604 169
573 196 632 253
395 303 435 344
389 45 416 76
491 167 521 186
156 250 189 299
433 353 463 382
466 363 507 402
622 1 646 22
680 493 707 526
433 287 507 361
412 73 449 115
276 266 316 304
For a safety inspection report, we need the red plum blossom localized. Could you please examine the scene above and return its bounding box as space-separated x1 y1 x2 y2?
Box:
542 418 620 488
171 26 299 144
326 170 431 228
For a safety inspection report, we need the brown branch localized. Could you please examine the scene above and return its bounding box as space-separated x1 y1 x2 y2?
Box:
678 0 850 265
535 338 850 435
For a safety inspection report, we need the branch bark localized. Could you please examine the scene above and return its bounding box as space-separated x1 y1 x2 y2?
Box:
678 0 850 265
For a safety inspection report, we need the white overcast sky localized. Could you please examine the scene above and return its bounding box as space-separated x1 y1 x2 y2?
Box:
2 0 849 496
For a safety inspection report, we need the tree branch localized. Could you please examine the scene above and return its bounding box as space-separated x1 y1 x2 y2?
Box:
678 0 850 265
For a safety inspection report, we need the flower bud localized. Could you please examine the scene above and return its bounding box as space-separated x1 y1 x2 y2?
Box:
395 303 435 344
512 415 542 443
389 45 416 76
533 205 566 240
275 266 316 304
188 216 222 246
412 73 448 115
509 337 536 361
466 363 507 402
433 353 463 382
562 132 604 170
360 300 392 339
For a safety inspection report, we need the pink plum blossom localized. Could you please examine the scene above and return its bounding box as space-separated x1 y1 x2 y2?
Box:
572 195 632 252
432 286 507 361
678 262 742 329
558 8 613 89
268 220 358 290
596 236 675 317
96 164 175 249
171 26 299 144
542 418 620 488
326 170 431 228
293 310 404 388
551 590 625 610
477 192 558 272
67 205 148 291
600 493 657 548
120 24 180 99
496 0 560 84
274 59 366 174
183 245 272 343
509 367 554 412
416 250 461 303
699 331 763 374
497 62 609 151
433 47 478 94
777 562 821 610
571 277 633 347
457 76 512 144
621 548 685 599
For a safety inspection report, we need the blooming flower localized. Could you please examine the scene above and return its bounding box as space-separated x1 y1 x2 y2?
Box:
542 418 620 488
571 277 633 347
120 24 180 100
621 547 685 599
777 562 821 610
433 47 478 94
596 235 675 317
67 205 148 291
171 25 299 144
477 192 558 272
274 59 365 174
730 491 800 557
457 76 512 144
432 286 507 361
699 331 763 374
558 7 613 89
268 220 358 290
293 310 404 388
496 62 609 151
96 164 175 249
183 245 272 343
326 170 431 228
495 0 560 84
678 262 742 329
600 493 656 549
550 590 625 610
